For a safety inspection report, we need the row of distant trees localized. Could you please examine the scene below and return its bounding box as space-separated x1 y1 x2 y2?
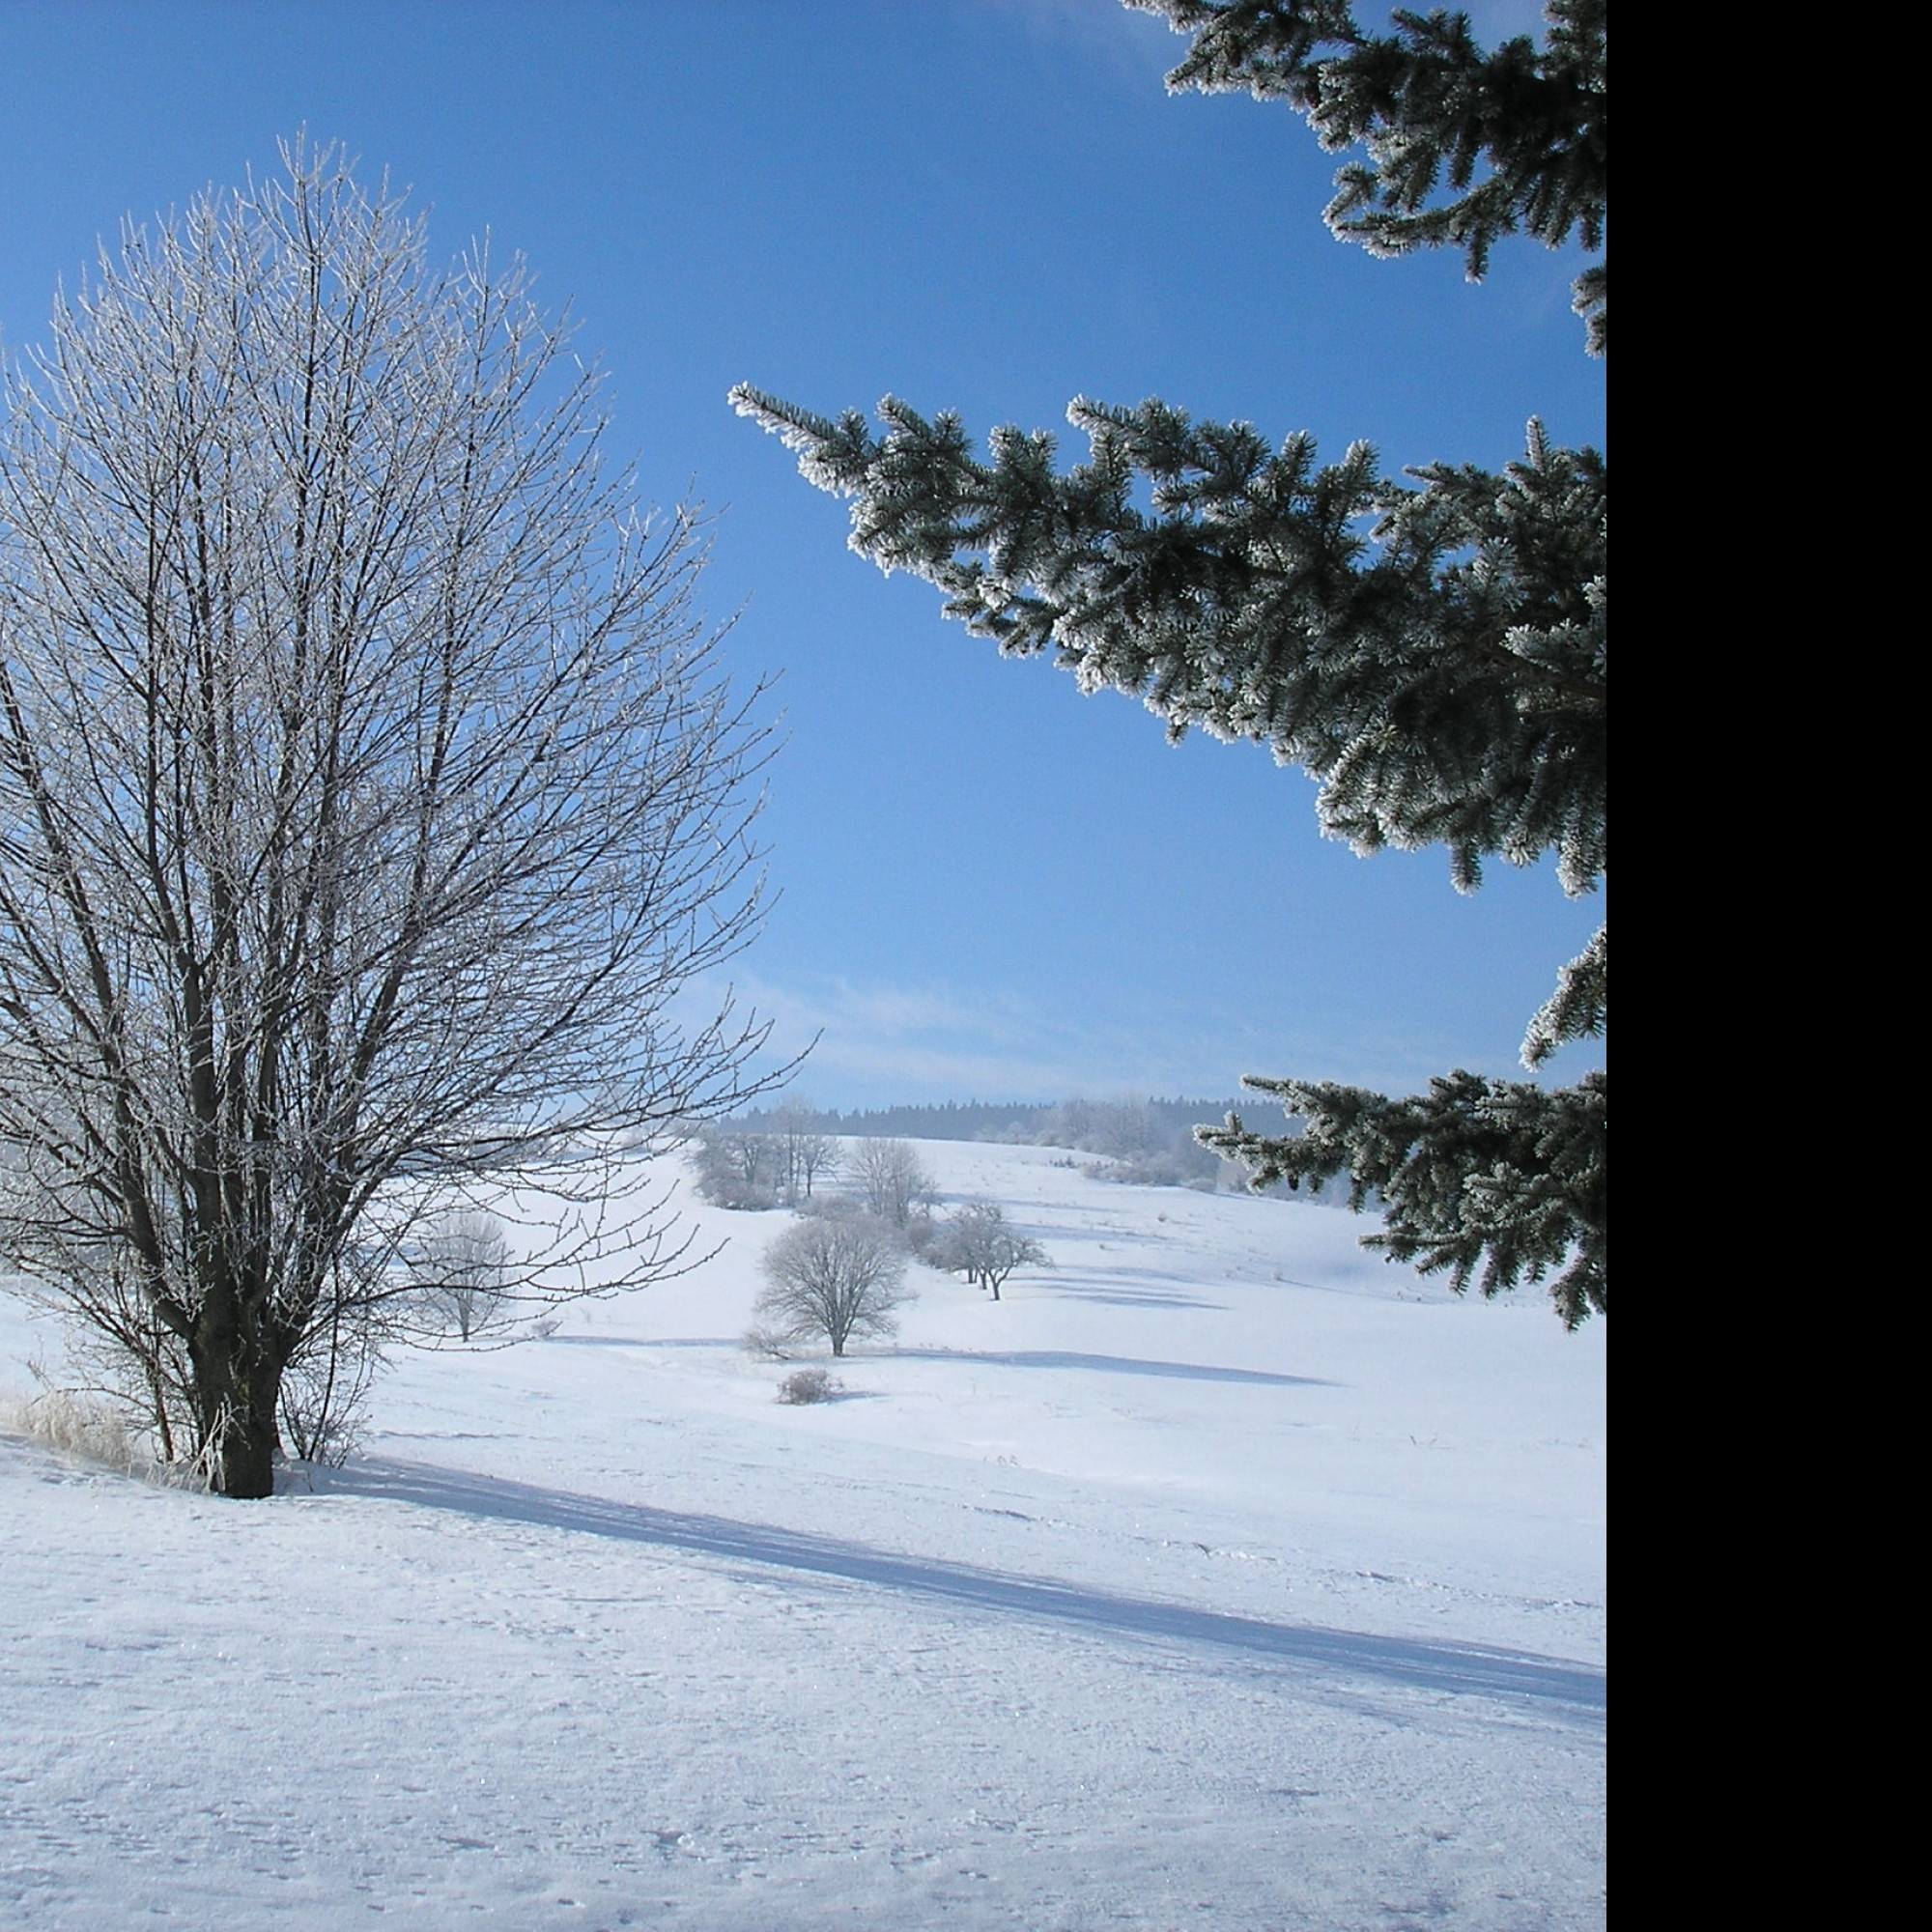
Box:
691 1105 970 1215
702 1095 1356 1200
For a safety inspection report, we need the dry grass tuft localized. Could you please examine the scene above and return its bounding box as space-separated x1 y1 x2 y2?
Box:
0 1388 204 1487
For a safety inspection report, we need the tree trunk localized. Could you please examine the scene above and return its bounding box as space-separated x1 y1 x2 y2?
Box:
190 1304 289 1498
213 1390 282 1499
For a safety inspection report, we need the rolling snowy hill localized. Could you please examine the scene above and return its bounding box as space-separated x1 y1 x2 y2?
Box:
0 1138 1605 1930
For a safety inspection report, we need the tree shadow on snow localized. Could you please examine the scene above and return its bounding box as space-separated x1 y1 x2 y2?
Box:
315 1458 1605 1725
890 1349 1338 1388
1035 1272 1226 1311
541 1335 744 1350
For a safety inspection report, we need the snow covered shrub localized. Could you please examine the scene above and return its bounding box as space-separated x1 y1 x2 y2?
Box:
776 1368 843 1405
742 1323 798 1361
0 1385 202 1486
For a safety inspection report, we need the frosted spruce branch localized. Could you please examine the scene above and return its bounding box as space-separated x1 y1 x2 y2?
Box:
730 2 1606 1323
730 387 1605 899
1134 0 1607 353
1202 1070 1606 1326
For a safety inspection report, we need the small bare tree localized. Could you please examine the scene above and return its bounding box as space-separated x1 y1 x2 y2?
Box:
0 141 775 1496
689 1124 781 1210
850 1137 935 1227
411 1211 514 1343
774 1098 840 1205
932 1203 1047 1300
753 1215 911 1357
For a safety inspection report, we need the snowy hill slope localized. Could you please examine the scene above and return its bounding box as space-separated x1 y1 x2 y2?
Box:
0 1139 1605 1931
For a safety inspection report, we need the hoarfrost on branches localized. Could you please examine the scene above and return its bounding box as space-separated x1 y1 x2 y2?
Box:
0 138 779 1494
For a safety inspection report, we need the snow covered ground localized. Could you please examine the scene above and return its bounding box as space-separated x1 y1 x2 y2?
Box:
0 1140 1605 1930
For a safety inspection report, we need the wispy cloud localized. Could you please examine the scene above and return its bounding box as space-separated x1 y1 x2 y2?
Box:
973 0 1176 89
698 969 1459 1111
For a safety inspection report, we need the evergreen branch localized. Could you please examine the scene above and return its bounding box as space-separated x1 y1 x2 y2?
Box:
1571 260 1606 357
1132 1 1607 352
731 9 1609 1321
1521 922 1605 1067
1201 1067 1605 1325
730 384 1606 895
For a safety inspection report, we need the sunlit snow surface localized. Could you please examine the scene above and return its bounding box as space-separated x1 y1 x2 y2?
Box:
1 1141 1605 1930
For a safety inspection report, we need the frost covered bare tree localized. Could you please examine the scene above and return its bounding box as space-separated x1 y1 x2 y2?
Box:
770 1097 838 1205
411 1211 513 1343
0 140 775 1496
931 1202 1046 1301
849 1136 933 1227
753 1215 910 1357
689 1123 780 1210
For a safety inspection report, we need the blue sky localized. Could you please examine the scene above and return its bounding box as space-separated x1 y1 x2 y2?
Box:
0 0 1605 1110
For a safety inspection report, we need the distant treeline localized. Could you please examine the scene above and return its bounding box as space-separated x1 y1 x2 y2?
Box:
724 1095 1351 1199
732 1095 1249 1146
733 1098 1055 1142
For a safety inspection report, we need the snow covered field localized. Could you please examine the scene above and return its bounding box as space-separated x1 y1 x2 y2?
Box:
0 1140 1605 1930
